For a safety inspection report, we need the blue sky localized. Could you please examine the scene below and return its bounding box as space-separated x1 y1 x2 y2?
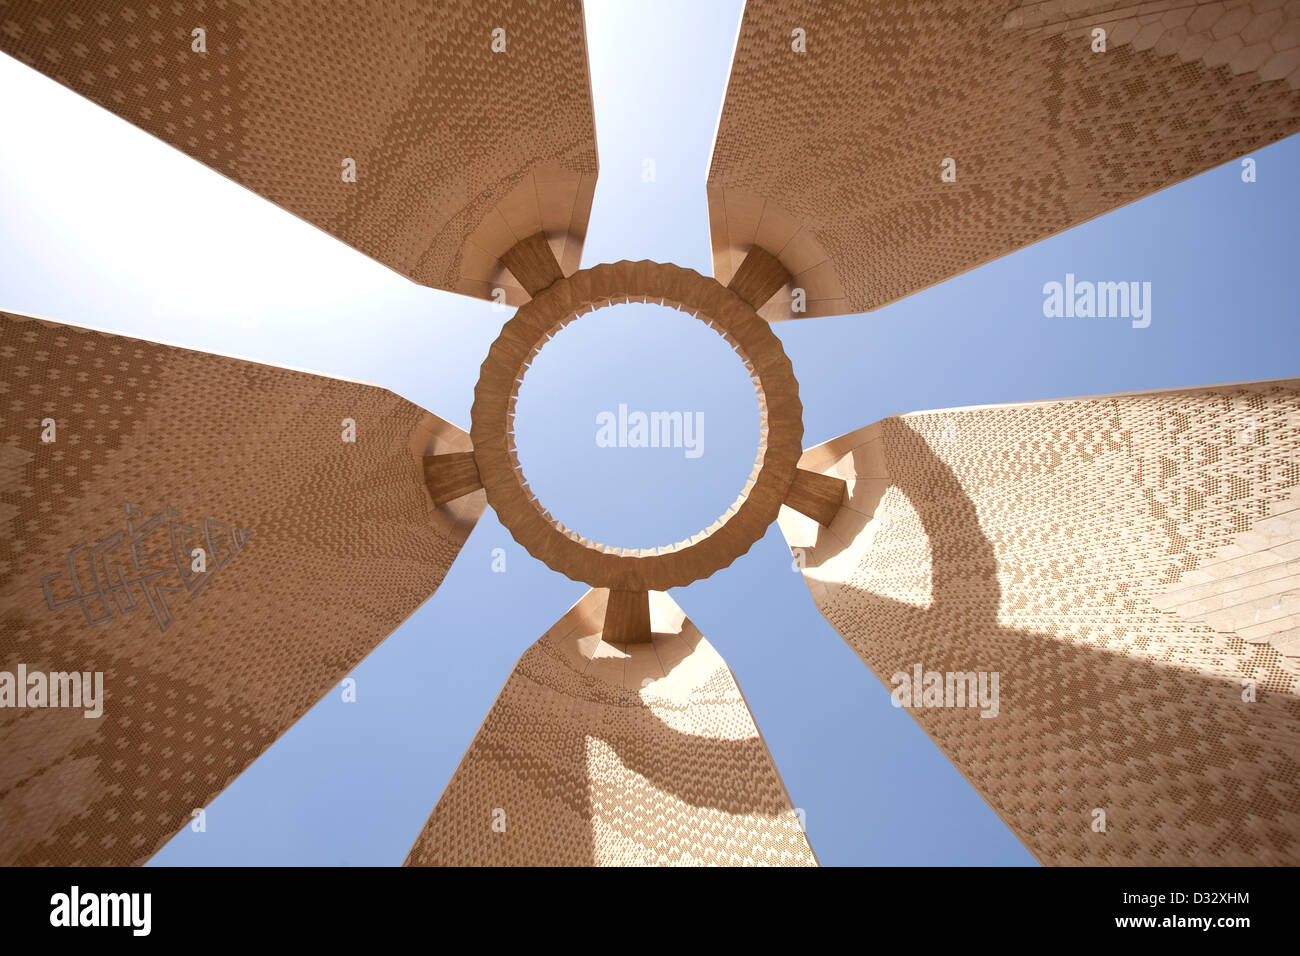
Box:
1 1 1296 866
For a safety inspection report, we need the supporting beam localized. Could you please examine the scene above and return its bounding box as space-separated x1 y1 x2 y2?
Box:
499 232 564 297
424 452 483 506
602 589 652 644
727 245 790 310
785 467 846 527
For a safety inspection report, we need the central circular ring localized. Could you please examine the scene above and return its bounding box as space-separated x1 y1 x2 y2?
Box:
471 260 803 591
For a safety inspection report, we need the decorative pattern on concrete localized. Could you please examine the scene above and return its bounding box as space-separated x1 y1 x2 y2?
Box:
405 590 816 866
781 379 1300 864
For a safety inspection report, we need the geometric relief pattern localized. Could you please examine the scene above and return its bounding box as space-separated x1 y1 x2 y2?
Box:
43 501 251 632
0 0 598 302
1154 487 1300 673
709 0 1300 317
1010 0 1300 88
0 310 483 864
405 590 816 866
780 379 1300 865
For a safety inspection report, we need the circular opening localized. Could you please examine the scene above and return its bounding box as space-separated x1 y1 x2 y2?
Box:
512 301 764 551
470 260 803 590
